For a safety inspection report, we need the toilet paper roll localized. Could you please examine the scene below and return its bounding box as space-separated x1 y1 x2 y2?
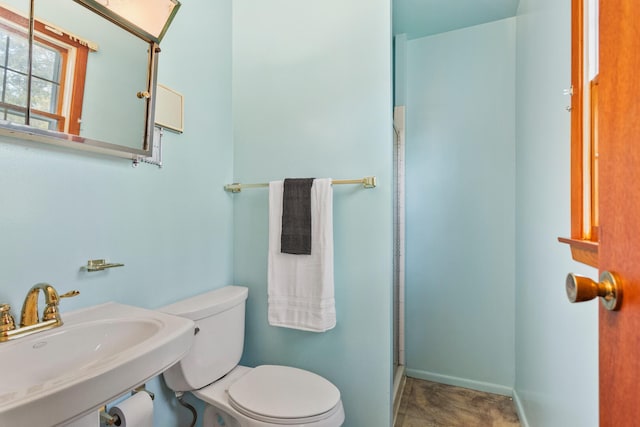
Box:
108 392 153 427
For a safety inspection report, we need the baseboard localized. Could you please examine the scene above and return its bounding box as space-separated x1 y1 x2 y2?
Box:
405 368 513 396
512 389 530 427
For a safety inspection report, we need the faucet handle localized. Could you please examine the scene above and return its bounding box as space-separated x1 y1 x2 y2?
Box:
0 304 15 332
59 290 80 299
42 290 80 322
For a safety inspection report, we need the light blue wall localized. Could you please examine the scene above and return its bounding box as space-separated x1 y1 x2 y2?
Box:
231 1 393 426
404 18 516 394
514 0 598 425
0 0 232 425
393 0 519 40
394 34 407 106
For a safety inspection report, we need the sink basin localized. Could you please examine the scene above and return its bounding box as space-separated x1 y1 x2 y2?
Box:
0 302 194 426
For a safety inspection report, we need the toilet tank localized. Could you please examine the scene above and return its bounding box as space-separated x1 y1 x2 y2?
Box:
160 286 249 391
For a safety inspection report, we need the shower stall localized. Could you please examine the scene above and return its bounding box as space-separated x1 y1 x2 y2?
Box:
392 104 406 415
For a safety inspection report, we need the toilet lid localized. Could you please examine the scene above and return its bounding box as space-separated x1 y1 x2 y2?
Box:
227 365 341 422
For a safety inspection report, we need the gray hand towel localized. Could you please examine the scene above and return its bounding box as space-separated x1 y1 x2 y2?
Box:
281 178 315 255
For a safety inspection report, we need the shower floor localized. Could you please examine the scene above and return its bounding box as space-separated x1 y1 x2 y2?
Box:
394 377 520 427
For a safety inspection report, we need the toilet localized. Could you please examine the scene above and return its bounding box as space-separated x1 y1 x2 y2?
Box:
161 286 345 427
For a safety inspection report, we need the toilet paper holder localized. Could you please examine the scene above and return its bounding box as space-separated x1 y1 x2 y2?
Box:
99 385 155 425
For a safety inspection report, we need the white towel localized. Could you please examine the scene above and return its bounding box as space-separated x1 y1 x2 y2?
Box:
268 178 336 332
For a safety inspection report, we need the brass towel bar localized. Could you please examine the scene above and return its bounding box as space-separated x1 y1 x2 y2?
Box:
224 176 377 193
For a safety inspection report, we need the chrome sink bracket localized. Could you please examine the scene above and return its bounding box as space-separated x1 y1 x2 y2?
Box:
133 384 155 400
99 407 119 426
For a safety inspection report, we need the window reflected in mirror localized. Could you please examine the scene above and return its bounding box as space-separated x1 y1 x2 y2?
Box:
0 4 91 134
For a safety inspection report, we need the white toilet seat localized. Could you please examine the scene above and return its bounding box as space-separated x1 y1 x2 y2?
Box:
193 365 344 427
227 365 342 425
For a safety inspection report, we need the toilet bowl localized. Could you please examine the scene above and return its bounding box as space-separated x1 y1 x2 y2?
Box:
161 286 345 427
195 366 344 427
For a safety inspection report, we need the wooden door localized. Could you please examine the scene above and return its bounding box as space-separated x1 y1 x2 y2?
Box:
598 1 640 424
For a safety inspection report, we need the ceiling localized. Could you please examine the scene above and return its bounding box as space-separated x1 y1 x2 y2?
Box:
393 0 521 39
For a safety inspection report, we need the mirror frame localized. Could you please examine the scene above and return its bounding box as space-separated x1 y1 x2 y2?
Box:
0 0 178 160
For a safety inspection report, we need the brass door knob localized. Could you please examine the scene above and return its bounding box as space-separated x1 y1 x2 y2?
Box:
566 271 622 311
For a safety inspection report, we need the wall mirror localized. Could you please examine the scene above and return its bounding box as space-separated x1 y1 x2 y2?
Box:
0 0 179 160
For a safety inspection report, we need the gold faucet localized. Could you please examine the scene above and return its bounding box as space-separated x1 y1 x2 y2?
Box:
0 283 79 343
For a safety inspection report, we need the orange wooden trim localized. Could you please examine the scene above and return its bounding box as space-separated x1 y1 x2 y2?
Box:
570 0 585 239
30 108 64 121
565 0 598 270
0 5 27 29
558 237 599 268
67 46 88 135
590 76 599 230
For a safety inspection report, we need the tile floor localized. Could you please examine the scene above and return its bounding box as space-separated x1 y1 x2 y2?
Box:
395 378 521 427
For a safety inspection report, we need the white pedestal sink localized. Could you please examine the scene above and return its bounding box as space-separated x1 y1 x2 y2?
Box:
0 302 195 426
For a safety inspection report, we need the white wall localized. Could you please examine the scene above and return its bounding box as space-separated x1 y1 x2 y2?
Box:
514 0 599 425
404 18 517 394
